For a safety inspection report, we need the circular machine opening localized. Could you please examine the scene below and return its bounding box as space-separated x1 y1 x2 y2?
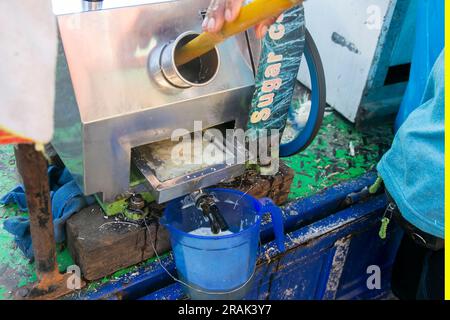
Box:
173 33 220 86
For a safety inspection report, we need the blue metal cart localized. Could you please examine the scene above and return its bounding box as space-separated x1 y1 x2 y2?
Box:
69 172 401 300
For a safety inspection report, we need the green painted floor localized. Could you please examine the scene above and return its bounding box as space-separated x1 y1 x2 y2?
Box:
0 111 394 299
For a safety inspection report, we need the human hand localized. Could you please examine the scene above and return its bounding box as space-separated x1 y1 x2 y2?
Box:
202 0 277 39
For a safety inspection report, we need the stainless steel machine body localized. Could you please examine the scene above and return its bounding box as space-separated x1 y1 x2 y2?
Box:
51 0 260 203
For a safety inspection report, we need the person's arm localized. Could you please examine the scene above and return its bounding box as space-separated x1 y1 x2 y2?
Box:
202 0 277 38
0 0 57 145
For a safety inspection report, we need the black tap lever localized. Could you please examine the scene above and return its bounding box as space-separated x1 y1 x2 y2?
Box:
192 191 229 234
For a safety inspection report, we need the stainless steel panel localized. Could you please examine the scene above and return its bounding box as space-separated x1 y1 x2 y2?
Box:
52 0 173 15
52 41 85 192
56 1 254 123
81 87 251 201
51 0 259 203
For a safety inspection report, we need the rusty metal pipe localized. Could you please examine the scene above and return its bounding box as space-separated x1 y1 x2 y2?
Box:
12 144 81 300
15 144 58 279
14 144 83 299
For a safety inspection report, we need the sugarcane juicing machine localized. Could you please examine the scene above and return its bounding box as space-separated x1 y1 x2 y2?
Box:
51 0 326 210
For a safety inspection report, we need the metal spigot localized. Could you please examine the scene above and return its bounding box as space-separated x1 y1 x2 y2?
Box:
190 190 229 234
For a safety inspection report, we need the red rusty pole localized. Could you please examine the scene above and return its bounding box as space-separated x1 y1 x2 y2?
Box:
14 144 73 299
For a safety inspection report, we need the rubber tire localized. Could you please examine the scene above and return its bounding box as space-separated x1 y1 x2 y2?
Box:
280 29 326 157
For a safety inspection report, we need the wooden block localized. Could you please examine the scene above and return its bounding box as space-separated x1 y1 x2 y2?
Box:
66 205 170 281
217 160 294 205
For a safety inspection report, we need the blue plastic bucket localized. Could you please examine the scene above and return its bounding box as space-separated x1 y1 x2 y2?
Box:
160 188 285 300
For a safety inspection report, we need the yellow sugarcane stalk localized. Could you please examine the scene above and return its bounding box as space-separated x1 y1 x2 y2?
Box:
175 0 303 66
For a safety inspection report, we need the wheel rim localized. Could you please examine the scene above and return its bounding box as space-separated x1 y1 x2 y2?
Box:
280 29 326 157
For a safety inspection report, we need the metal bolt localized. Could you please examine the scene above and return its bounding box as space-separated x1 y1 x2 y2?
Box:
128 194 146 211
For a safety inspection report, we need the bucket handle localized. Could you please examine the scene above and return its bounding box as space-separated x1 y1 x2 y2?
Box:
258 198 286 252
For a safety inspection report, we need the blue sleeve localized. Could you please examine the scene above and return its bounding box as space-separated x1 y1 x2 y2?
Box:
377 50 444 238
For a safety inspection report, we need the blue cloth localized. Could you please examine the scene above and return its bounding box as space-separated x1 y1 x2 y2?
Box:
377 50 444 238
1 166 95 259
395 0 444 131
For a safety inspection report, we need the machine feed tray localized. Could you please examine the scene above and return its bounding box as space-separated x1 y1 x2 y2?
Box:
132 137 246 203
